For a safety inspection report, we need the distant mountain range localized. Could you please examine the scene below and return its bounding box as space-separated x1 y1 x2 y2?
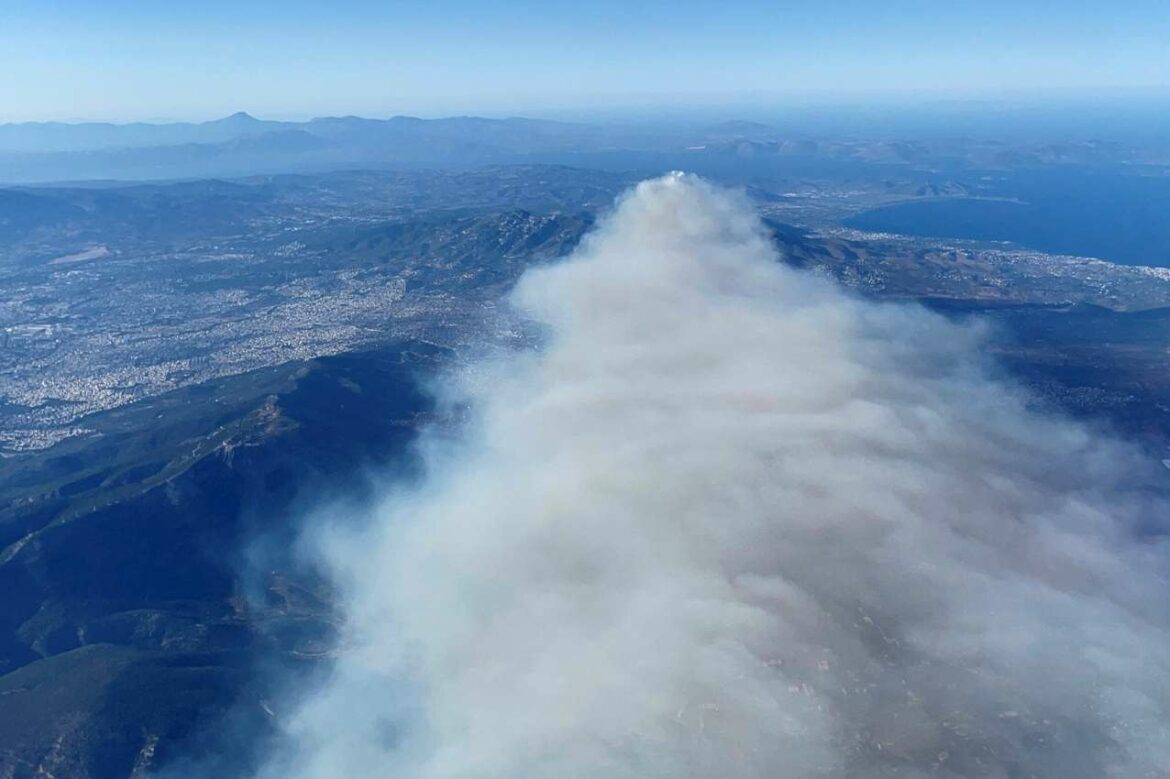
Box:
0 113 628 183
0 112 604 154
1 111 1166 185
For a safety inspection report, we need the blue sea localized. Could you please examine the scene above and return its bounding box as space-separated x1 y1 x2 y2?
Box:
844 168 1170 267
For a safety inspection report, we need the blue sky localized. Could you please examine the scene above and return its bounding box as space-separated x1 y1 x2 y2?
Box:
1 0 1167 122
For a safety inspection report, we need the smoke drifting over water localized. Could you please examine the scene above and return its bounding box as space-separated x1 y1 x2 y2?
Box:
261 174 1170 778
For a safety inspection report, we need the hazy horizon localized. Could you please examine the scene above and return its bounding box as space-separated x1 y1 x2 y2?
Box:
3 87 1170 134
0 90 1166 125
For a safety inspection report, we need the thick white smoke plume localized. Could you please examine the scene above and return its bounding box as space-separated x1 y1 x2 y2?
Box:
261 174 1170 778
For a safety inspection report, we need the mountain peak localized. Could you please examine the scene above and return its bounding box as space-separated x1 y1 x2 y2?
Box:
215 111 260 124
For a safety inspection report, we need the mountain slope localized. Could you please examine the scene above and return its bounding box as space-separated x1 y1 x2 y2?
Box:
0 343 443 779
